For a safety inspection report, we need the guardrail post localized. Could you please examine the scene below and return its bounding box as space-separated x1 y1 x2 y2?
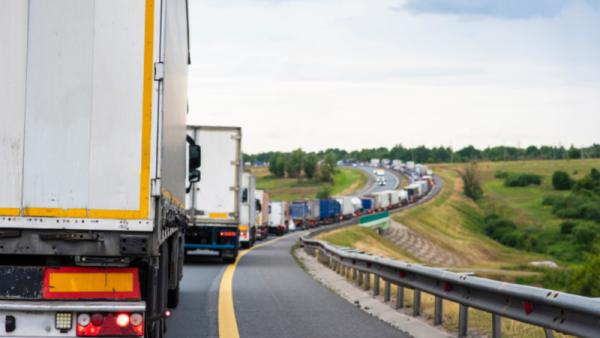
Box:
396 285 404 309
384 280 391 302
412 289 421 317
458 304 469 337
492 314 501 338
434 296 443 325
544 329 555 338
352 268 358 282
373 274 380 297
357 271 363 286
364 272 371 291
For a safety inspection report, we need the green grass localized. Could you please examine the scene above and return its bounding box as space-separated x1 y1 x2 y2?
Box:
317 226 418 261
253 167 368 201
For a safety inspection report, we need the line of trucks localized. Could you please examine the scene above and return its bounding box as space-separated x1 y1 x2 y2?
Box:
285 175 434 229
0 2 436 337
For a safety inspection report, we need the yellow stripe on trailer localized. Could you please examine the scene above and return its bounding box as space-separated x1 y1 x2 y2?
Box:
209 213 229 219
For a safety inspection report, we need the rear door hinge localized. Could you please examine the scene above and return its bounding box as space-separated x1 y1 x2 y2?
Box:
151 178 162 197
154 62 165 81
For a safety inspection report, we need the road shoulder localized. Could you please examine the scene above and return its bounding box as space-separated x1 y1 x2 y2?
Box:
294 248 452 338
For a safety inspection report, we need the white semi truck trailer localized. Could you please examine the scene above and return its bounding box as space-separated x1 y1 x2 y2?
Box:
185 126 242 263
0 1 193 337
239 172 257 248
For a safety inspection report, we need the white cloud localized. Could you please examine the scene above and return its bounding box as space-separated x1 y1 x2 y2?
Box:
187 0 600 153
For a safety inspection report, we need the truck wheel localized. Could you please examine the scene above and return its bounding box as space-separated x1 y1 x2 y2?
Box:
223 256 236 264
167 285 180 309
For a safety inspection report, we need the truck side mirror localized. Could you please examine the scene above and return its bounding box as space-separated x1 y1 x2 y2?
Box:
189 145 201 172
186 136 201 194
186 170 201 194
189 170 201 184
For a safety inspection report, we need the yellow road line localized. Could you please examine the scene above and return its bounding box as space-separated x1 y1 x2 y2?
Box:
218 233 301 338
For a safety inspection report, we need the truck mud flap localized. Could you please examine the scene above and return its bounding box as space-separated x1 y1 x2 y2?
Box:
0 267 43 300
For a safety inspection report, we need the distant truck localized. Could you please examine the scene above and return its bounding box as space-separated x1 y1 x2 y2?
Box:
335 197 356 219
307 199 321 227
255 190 270 240
0 1 192 336
269 201 289 236
290 201 310 229
319 199 341 223
239 172 257 248
186 126 242 263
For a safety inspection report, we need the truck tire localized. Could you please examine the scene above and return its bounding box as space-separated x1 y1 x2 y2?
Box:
168 285 180 309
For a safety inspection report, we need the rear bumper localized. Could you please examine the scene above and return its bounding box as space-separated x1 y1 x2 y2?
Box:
0 300 145 337
185 225 238 251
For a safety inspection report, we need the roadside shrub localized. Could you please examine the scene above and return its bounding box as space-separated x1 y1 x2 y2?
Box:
578 202 600 222
458 163 483 200
555 207 580 219
573 224 598 248
542 195 562 206
552 171 573 190
568 255 600 296
542 256 600 297
503 173 542 187
560 221 577 235
494 170 509 179
316 186 332 199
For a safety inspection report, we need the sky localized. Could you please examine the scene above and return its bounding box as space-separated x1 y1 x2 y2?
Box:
186 0 600 154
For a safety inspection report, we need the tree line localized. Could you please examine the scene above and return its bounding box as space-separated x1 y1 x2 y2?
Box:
245 144 600 165
265 149 338 183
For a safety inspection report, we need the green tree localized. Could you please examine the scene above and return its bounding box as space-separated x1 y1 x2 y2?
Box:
319 153 337 183
303 154 318 179
458 162 483 200
316 186 332 199
552 171 573 190
285 149 305 179
568 145 582 160
269 153 286 178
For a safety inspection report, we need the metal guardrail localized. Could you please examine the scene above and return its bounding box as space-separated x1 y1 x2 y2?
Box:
300 173 600 338
300 238 600 338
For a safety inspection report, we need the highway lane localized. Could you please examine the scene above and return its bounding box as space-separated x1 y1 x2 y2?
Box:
232 233 409 338
355 166 400 195
166 256 225 338
166 168 408 338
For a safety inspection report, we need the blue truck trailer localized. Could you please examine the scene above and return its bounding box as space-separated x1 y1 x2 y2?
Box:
361 197 375 213
319 199 341 223
289 201 310 228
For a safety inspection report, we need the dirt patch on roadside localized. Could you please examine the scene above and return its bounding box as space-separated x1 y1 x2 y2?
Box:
385 220 469 267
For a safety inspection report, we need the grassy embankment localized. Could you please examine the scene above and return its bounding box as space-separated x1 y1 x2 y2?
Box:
252 167 368 201
317 160 600 337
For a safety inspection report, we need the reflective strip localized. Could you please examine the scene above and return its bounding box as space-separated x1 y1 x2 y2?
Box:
43 267 140 300
209 213 229 219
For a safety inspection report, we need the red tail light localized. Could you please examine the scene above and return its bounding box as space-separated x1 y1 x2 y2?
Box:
76 313 143 337
220 231 237 237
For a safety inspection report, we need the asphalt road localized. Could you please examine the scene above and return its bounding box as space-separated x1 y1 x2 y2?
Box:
167 168 411 338
233 233 407 338
166 256 224 338
354 166 400 195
